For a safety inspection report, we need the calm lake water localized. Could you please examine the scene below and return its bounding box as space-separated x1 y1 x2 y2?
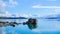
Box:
0 19 60 34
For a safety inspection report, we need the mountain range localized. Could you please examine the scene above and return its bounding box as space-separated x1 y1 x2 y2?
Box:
42 14 60 19
0 17 27 19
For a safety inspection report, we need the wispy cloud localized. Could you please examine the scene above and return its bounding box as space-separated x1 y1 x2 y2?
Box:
46 0 56 1
0 0 7 16
32 5 60 8
19 14 32 17
19 14 41 18
8 0 18 7
54 8 60 13
0 0 18 17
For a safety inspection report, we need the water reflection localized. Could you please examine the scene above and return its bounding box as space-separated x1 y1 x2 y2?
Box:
0 18 37 30
23 18 37 30
0 18 60 34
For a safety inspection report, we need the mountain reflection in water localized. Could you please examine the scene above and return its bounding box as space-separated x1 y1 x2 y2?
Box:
0 18 37 30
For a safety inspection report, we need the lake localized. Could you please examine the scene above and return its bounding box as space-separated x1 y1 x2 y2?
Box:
0 19 60 34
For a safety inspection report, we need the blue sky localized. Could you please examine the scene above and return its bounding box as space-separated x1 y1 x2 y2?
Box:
0 0 60 17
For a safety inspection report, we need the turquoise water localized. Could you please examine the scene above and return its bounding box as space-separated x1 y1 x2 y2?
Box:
0 19 60 34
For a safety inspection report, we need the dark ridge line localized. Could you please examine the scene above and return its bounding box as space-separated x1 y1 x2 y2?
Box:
0 17 27 19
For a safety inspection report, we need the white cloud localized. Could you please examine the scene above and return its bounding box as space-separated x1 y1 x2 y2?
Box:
5 11 12 17
0 0 18 17
0 0 12 17
54 8 60 12
0 2 6 7
32 5 60 8
0 0 7 16
0 11 12 17
20 14 32 18
19 14 41 18
8 0 18 7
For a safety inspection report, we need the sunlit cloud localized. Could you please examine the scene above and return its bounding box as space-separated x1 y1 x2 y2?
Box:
32 5 60 8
